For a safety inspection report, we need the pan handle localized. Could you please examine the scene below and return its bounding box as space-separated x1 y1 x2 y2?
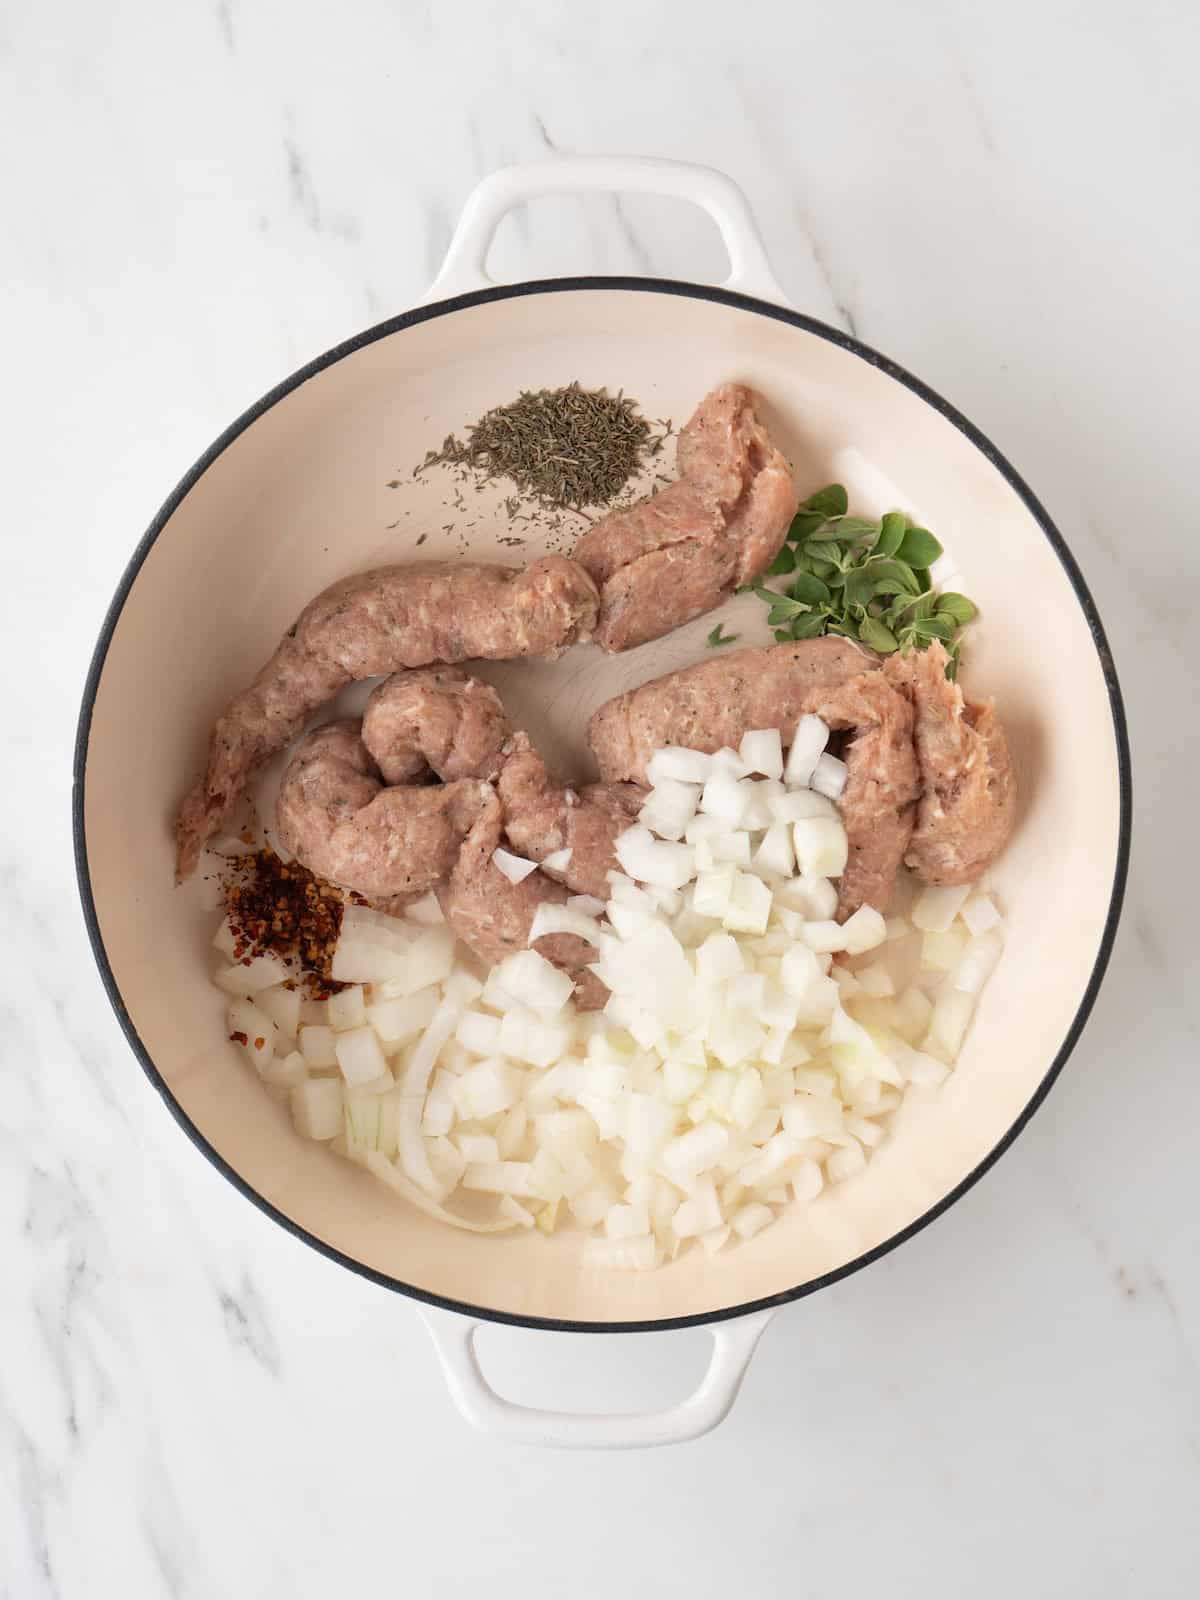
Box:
423 156 790 307
420 1304 775 1450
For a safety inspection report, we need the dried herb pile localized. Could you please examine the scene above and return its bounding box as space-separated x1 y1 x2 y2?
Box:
416 383 666 512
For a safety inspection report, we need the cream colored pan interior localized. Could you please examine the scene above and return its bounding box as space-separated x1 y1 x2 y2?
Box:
78 282 1126 1327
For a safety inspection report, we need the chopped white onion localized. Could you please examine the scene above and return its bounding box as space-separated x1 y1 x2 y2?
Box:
290 1077 342 1140
614 826 695 890
214 951 290 995
698 768 749 827
961 893 1001 936
912 883 972 933
219 719 1006 1271
792 817 848 878
493 848 539 885
528 903 603 946
810 753 848 801
923 988 975 1063
327 986 367 1032
784 714 829 787
952 931 1004 997
334 1026 388 1087
646 746 713 785
731 1201 774 1240
839 904 888 955
735 728 781 779
298 1024 337 1069
639 778 701 840
366 987 439 1048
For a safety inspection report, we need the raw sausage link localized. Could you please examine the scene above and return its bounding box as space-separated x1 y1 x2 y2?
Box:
437 786 607 1010
574 384 798 651
885 643 1016 885
497 732 644 900
588 638 921 918
275 721 489 902
361 666 512 785
176 556 597 876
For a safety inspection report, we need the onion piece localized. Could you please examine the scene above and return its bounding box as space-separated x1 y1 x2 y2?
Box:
698 769 749 827
793 817 848 878
731 1201 773 1240
493 848 538 885
529 902 603 947
784 714 829 787
334 1026 388 1086
912 883 971 933
214 952 290 995
397 997 462 1197
810 753 848 801
952 931 1004 997
359 1151 522 1231
962 893 1001 936
541 847 573 874
290 1077 342 1141
647 747 713 785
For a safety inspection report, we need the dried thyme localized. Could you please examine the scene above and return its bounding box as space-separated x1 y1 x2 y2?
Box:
415 383 665 511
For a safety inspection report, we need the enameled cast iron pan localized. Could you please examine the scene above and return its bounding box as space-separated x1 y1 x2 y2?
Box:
74 158 1130 1447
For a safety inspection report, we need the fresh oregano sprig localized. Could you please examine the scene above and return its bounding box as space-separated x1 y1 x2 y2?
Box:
750 484 977 677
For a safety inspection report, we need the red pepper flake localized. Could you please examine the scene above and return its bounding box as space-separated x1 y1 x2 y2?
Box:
229 1030 249 1046
219 847 359 998
254 1037 266 1050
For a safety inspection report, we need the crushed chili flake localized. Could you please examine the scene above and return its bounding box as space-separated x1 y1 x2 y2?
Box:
220 847 363 997
229 1030 248 1046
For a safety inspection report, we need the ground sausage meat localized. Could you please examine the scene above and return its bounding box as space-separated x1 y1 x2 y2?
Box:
275 721 488 902
176 556 598 878
437 786 607 1009
361 666 512 786
886 642 1016 885
496 732 645 900
588 638 920 918
574 384 798 652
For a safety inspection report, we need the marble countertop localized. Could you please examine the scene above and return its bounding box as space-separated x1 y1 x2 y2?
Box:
4 0 1198 1594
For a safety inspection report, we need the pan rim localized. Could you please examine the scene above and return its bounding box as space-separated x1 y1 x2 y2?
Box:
72 275 1132 1334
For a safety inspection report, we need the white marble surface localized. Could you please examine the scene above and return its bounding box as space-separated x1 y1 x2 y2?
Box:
3 0 1198 1593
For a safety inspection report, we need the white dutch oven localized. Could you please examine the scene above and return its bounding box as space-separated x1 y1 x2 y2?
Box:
74 158 1130 1448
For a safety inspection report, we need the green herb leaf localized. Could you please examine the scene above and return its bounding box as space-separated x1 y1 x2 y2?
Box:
910 615 955 641
834 515 881 542
767 543 797 575
895 526 944 568
789 572 832 605
774 627 794 643
843 557 922 608
787 510 829 543
895 590 938 622
752 490 974 666
859 616 900 653
873 512 907 558
790 611 829 640
800 484 848 518
706 622 739 648
936 592 977 626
